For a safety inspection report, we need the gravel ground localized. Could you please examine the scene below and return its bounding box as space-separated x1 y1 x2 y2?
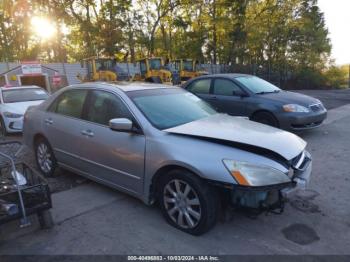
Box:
0 135 87 194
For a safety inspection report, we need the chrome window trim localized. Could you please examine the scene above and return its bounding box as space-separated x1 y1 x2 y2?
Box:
44 86 145 134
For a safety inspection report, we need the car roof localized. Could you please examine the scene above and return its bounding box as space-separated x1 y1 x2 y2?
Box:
198 73 251 79
0 85 42 91
70 81 177 92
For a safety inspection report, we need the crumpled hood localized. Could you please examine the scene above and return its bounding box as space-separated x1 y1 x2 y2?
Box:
3 100 45 115
164 114 306 160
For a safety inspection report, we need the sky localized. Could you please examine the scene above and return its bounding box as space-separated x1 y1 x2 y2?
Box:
318 0 350 65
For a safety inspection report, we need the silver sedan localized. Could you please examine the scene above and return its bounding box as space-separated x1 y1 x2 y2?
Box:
23 82 312 235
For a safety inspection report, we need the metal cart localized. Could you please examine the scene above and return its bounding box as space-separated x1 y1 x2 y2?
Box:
0 140 53 229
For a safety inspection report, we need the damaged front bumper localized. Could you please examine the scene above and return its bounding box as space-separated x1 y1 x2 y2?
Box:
281 151 312 198
229 152 312 213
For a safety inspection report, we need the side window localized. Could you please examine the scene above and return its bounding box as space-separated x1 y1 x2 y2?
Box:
187 79 211 94
85 90 132 126
213 79 245 96
50 89 88 119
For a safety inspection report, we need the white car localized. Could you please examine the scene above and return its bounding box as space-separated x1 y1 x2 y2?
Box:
0 85 49 136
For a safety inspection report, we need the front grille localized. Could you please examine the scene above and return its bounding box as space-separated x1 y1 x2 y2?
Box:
292 152 304 168
291 121 323 129
291 151 310 171
309 103 323 112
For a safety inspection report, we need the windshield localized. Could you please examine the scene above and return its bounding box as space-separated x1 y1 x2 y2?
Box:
149 59 162 70
129 89 216 129
96 59 114 71
2 88 49 103
235 76 280 94
183 61 194 71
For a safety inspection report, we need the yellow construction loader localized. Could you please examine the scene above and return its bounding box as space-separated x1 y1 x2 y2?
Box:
78 57 131 82
173 59 208 83
82 57 118 82
133 57 172 85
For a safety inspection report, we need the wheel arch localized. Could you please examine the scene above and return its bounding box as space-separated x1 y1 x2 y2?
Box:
149 164 204 203
250 109 280 128
250 109 275 119
33 133 49 147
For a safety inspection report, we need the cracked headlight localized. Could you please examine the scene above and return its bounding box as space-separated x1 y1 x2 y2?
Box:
223 160 291 187
283 104 310 113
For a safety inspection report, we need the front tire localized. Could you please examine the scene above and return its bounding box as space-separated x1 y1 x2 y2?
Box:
158 170 220 235
0 116 7 138
35 137 57 177
147 76 162 83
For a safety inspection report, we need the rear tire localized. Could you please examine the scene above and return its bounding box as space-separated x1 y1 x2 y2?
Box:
251 111 279 128
147 76 162 83
35 137 57 177
158 169 220 235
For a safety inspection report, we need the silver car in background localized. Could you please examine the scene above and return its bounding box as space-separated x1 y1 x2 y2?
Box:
0 86 49 136
23 82 312 235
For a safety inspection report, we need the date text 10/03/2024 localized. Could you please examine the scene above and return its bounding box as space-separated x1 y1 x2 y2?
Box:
127 256 220 261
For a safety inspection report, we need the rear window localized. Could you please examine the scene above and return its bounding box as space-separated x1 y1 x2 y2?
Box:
187 79 211 94
2 88 48 103
51 89 88 119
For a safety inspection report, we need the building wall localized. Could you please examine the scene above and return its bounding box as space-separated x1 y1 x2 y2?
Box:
0 63 20 74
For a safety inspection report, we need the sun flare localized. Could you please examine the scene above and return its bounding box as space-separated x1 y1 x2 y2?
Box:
31 17 56 40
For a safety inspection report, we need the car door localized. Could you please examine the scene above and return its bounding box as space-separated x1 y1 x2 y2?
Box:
76 89 145 195
43 89 89 170
210 78 248 116
186 78 212 102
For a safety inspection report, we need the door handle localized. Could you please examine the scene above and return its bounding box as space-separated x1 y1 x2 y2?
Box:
81 130 94 138
44 118 53 125
208 96 217 100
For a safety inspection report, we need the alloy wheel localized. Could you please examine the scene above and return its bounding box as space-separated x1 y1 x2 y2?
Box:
37 143 53 174
163 179 202 229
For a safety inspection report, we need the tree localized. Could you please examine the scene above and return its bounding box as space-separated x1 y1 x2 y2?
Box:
0 0 335 89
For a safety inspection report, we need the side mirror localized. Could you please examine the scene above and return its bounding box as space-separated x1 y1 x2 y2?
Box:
232 91 248 97
109 118 133 132
236 91 248 98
